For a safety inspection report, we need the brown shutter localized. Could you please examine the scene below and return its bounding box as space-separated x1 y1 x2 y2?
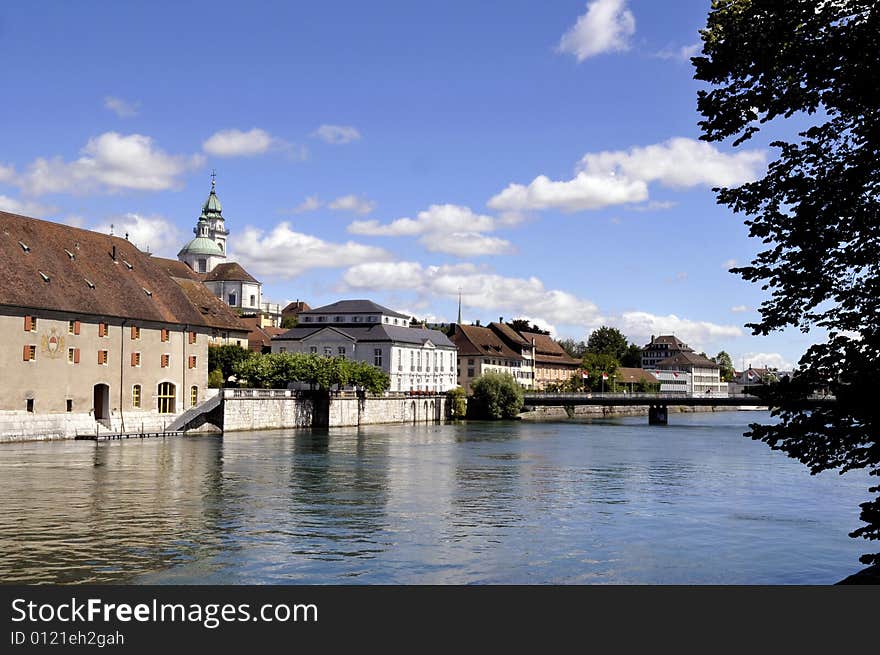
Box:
98 323 105 337
131 325 137 339
74 321 81 335
131 352 137 367
23 345 29 361
74 348 80 364
24 316 32 331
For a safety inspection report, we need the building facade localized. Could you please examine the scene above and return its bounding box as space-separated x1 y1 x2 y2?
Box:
0 209 246 435
641 334 694 369
653 351 727 396
519 330 581 389
271 300 458 393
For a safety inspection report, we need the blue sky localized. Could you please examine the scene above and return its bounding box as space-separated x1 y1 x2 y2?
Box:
0 0 816 370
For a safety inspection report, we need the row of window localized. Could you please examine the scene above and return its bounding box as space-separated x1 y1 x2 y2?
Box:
23 316 198 343
23 347 196 369
23 384 198 414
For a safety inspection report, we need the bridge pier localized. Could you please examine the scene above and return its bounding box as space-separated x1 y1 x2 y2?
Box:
648 405 668 426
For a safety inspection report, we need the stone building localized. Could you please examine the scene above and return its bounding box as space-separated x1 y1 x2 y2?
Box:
518 330 581 390
0 209 246 439
450 323 526 393
271 300 458 393
640 334 693 369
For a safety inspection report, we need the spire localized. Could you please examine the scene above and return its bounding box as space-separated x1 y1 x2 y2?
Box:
211 168 216 191
457 288 462 324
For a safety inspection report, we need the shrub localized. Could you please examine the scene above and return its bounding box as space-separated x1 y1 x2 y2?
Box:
470 372 524 420
446 386 467 419
208 368 224 388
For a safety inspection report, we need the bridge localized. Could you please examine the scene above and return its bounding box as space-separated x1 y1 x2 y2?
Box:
521 392 833 425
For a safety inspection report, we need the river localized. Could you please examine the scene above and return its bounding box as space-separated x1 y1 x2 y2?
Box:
0 411 870 584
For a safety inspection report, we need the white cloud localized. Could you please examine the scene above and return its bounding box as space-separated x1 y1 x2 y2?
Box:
628 200 678 212
488 172 648 213
17 132 204 196
488 137 765 214
349 204 512 256
290 195 322 213
736 352 795 371
203 128 275 157
0 163 17 184
342 261 604 328
577 137 766 189
91 213 182 257
422 232 514 257
654 43 700 61
104 96 140 118
0 195 57 217
723 258 738 269
312 124 361 144
557 0 636 61
617 311 743 351
231 222 392 279
328 194 376 215
730 305 749 313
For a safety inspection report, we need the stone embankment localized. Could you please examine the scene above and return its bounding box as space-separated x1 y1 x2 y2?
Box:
519 404 739 421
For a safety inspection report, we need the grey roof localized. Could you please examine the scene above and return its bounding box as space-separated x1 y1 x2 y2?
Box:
655 352 719 369
274 323 455 348
301 299 410 319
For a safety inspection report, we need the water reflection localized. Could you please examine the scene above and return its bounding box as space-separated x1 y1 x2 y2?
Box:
0 413 872 584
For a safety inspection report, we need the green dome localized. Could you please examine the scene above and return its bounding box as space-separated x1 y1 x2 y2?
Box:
179 236 224 257
203 189 222 214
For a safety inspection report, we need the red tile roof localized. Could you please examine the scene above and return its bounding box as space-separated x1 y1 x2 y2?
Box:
203 262 259 283
451 324 523 360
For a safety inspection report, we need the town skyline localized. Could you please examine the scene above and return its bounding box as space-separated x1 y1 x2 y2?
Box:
0 0 816 370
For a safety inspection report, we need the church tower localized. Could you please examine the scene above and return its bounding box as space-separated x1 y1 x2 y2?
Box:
177 172 228 274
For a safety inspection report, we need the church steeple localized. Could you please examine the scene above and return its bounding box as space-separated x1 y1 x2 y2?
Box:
177 173 228 274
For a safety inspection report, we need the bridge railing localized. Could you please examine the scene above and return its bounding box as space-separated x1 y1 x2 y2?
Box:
522 392 717 400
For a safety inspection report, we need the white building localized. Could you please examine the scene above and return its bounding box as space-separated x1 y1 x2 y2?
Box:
271 300 458 393
654 351 727 396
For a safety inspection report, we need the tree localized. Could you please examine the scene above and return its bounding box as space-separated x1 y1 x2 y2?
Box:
280 315 298 329
508 319 550 335
581 353 618 392
208 369 224 388
714 351 735 382
446 386 467 419
586 326 629 361
208 344 251 383
470 372 524 419
558 338 587 359
621 343 643 368
694 0 880 566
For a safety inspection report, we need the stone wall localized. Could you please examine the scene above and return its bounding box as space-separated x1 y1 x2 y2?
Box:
0 410 181 443
519 404 738 421
220 390 448 431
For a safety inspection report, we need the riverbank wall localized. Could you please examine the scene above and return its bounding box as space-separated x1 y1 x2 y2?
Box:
519 404 743 421
220 389 447 432
0 411 181 443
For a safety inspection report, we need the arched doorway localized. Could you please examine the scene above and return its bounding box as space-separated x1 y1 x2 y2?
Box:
93 384 109 421
424 400 429 423
157 382 176 414
410 401 417 424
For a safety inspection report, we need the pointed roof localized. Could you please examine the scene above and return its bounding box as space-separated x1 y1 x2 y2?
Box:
450 324 523 360
301 299 410 319
202 262 259 283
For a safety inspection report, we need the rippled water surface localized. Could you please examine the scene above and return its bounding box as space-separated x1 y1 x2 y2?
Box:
0 412 871 584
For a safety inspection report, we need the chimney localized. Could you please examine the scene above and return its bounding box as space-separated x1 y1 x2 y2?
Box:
111 245 116 261
651 335 655 343
475 319 481 326
499 316 503 323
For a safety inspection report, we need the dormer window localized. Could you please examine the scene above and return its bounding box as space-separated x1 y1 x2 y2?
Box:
198 259 207 273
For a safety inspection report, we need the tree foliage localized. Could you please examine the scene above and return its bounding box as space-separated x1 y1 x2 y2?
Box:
586 326 629 360
714 351 735 382
231 352 390 394
470 372 524 420
446 386 467 419
581 353 618 391
508 319 550 335
621 343 643 368
208 344 251 383
558 338 587 359
694 0 880 565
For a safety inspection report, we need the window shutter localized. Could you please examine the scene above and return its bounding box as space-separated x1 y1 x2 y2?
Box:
98 323 105 337
22 345 29 361
98 351 102 364
131 352 137 367
74 348 80 364
24 316 32 331
74 321 81 335
131 325 137 339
